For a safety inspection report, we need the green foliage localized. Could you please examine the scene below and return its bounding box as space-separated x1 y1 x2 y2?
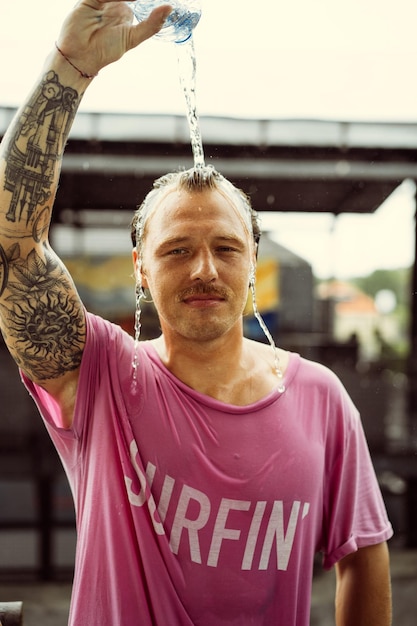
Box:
351 267 412 308
352 267 412 361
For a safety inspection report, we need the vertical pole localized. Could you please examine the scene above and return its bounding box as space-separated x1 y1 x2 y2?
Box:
38 475 53 580
409 185 417 447
406 184 417 547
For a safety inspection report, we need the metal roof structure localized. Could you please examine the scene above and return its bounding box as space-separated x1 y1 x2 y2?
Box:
1 107 417 222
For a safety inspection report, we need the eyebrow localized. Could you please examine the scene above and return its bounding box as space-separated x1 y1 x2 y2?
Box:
156 236 191 251
214 235 247 248
157 234 247 250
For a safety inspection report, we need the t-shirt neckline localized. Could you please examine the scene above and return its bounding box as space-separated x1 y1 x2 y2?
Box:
141 343 300 414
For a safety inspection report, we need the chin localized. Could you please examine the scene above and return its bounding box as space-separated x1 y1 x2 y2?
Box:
181 319 241 343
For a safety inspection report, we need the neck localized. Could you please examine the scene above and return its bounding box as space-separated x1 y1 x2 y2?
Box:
151 325 283 406
156 325 246 381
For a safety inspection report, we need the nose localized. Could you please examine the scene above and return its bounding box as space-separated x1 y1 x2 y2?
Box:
189 249 218 282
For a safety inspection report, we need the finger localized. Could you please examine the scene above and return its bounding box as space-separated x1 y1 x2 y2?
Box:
78 0 126 5
128 5 173 47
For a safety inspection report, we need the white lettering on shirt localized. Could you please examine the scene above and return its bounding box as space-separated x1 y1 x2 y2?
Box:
170 485 211 564
259 500 300 571
124 440 165 536
207 498 251 567
242 501 267 570
124 440 310 571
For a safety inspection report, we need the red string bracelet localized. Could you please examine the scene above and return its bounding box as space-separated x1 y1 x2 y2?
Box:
55 42 98 80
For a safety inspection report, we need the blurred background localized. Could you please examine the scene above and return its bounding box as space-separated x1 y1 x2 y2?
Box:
1 1 417 623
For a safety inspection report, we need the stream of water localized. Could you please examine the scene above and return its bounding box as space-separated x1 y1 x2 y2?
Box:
132 34 205 384
177 37 205 168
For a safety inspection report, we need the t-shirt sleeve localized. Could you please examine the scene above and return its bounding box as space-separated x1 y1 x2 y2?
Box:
20 312 120 465
321 382 393 569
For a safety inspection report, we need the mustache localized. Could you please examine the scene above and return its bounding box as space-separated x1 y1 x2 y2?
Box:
177 284 231 301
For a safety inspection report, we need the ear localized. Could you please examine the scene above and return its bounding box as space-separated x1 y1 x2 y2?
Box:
132 248 149 289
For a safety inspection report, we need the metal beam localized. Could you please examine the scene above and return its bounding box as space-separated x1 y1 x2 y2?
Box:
61 153 417 182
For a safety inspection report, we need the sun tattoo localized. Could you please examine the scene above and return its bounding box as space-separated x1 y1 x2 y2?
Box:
0 247 85 380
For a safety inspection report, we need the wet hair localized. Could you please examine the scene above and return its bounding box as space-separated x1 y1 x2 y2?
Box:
130 165 261 250
129 165 285 393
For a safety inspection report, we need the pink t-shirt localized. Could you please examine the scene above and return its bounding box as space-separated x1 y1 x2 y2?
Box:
23 313 392 626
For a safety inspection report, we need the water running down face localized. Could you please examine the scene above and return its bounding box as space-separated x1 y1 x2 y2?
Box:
130 166 285 391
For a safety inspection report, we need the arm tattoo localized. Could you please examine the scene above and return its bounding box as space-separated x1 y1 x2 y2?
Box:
3 70 79 226
0 243 85 380
0 71 85 381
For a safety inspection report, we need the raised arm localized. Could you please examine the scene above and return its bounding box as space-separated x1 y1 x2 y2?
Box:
0 0 172 425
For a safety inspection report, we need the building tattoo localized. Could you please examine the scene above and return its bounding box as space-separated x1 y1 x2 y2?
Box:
3 71 78 226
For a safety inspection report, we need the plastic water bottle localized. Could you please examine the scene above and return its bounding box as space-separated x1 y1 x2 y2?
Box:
128 0 202 44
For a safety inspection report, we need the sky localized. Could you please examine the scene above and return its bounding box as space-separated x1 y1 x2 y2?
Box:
261 179 416 279
1 0 416 278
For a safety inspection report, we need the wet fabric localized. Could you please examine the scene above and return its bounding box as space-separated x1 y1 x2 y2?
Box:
23 313 392 626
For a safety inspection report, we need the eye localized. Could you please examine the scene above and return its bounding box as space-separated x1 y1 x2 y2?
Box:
168 248 188 256
217 246 240 254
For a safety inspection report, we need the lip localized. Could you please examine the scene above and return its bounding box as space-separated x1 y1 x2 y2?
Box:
183 295 225 307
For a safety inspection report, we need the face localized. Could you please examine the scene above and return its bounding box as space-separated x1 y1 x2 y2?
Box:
134 187 256 344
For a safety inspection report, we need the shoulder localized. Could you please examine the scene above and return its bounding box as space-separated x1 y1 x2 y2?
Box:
246 338 291 376
85 312 133 353
246 338 342 393
82 312 139 385
274 350 360 431
296 355 344 389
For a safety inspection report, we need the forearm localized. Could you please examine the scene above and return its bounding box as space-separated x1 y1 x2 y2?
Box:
335 543 392 626
0 47 90 246
0 0 170 248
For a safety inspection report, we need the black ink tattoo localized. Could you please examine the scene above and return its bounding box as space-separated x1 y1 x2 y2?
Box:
0 242 19 298
32 206 51 243
0 70 84 381
0 244 8 298
0 246 85 380
3 71 79 227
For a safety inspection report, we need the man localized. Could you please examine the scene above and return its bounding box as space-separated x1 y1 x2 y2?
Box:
0 2 393 625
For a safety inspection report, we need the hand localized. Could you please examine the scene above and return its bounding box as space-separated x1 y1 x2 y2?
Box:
56 0 173 77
